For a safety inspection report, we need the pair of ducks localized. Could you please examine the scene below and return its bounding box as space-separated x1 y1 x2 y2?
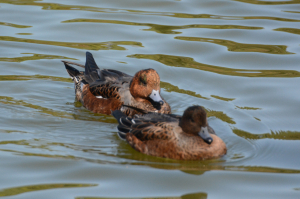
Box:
63 52 226 160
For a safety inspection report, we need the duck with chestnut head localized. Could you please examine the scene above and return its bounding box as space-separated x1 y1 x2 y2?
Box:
63 52 171 116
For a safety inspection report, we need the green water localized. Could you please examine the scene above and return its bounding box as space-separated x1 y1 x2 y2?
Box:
0 0 300 198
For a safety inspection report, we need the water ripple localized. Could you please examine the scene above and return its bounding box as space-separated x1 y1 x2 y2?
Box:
0 53 75 62
0 183 97 197
176 36 293 54
0 21 31 28
274 27 300 35
129 54 300 77
0 36 143 50
234 0 300 5
62 18 262 34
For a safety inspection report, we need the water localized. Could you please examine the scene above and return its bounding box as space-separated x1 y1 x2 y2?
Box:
1 0 300 198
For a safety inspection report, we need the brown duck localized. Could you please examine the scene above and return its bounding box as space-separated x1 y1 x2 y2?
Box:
63 52 171 116
112 105 227 160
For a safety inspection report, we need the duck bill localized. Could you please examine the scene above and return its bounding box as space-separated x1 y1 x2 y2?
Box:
198 126 213 144
149 89 164 105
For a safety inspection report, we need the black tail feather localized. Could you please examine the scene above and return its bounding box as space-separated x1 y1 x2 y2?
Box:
85 52 100 82
62 60 85 68
112 110 133 140
117 125 131 140
117 131 127 140
112 110 127 123
64 62 80 78
117 125 131 133
120 117 132 126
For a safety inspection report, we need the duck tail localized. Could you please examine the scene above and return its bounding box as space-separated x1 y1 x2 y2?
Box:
112 110 133 140
84 52 101 83
63 61 82 82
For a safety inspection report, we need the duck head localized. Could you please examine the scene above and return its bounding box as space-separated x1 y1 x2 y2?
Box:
130 68 164 107
179 106 213 144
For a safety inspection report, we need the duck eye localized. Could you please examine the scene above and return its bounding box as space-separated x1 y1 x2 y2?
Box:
139 74 147 86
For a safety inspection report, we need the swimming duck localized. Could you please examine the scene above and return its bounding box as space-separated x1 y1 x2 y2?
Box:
112 105 227 160
63 52 171 116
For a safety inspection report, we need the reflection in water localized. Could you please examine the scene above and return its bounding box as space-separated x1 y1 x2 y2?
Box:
274 28 300 36
15 33 33 35
129 54 300 77
0 135 223 172
0 0 108 12
161 81 209 100
0 183 97 197
0 21 31 28
168 13 300 22
1 0 300 198
0 36 143 50
159 82 235 124
181 192 207 199
4 138 299 174
211 95 235 102
0 74 71 82
233 129 300 140
206 109 235 124
176 36 293 54
75 192 207 199
2 0 300 24
234 0 300 5
1 132 299 174
235 106 261 110
63 18 262 35
0 53 75 62
0 95 116 123
225 165 300 173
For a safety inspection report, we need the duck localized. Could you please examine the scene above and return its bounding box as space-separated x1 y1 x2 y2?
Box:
112 105 227 160
62 52 171 116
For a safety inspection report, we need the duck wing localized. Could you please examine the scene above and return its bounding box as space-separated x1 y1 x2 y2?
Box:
130 121 176 141
112 110 177 141
82 52 132 98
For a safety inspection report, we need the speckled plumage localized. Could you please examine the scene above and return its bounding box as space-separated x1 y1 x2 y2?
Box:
112 106 227 160
63 52 171 116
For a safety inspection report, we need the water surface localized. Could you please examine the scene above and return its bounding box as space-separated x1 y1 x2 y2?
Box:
1 0 300 198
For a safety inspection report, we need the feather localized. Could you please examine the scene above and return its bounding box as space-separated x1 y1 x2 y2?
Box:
64 62 80 78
